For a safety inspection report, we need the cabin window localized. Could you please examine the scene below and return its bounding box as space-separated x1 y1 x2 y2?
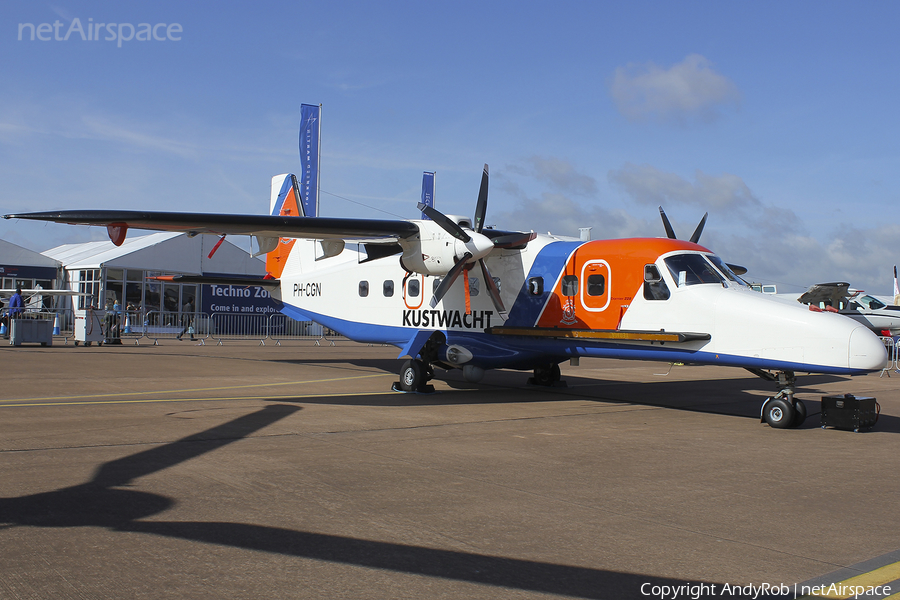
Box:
383 280 394 297
433 277 443 295
664 254 724 287
643 265 670 300
492 277 501 293
586 274 605 296
528 277 543 295
359 281 369 297
408 278 420 297
561 275 578 297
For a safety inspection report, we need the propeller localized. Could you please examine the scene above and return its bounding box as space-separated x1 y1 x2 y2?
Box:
658 206 707 244
658 206 746 276
419 164 530 314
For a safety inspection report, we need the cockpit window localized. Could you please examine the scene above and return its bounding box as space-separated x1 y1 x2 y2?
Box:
664 254 725 287
859 295 886 310
706 255 749 287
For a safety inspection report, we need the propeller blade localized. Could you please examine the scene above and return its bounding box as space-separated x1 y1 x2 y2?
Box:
473 164 489 234
490 231 536 249
417 203 471 243
479 259 506 314
689 212 708 244
429 252 472 308
659 206 677 240
726 263 748 276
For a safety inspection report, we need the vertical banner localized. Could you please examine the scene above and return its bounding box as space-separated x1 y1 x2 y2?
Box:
299 104 321 218
420 171 435 220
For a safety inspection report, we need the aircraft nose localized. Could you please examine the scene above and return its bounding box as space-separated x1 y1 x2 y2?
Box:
849 326 889 371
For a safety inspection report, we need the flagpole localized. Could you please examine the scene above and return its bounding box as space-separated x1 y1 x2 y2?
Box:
316 103 322 218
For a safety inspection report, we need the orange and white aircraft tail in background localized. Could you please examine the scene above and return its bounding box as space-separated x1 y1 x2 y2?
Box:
3 164 887 429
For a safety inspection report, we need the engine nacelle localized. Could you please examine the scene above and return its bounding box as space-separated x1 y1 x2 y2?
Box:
399 220 467 276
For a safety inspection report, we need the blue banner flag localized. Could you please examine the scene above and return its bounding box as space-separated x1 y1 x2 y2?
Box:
299 104 321 217
420 171 435 220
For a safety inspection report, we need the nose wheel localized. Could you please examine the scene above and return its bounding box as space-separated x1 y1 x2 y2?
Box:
751 369 807 429
761 395 807 429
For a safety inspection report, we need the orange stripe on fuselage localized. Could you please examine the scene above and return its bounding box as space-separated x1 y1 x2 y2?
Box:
265 187 301 278
535 238 706 330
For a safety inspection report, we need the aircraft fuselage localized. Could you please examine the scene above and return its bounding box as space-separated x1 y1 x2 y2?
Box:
275 233 886 377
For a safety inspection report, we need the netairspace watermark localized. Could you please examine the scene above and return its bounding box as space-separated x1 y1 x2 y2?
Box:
639 581 892 600
17 18 182 48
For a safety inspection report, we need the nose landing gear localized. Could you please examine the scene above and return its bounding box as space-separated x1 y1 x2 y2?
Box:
749 369 807 429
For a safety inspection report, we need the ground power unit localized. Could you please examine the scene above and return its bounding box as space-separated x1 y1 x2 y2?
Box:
820 394 879 432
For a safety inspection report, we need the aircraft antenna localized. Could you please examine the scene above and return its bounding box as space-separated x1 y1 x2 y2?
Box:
319 189 407 220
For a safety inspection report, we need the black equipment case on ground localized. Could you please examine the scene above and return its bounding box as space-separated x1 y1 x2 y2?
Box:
820 394 879 432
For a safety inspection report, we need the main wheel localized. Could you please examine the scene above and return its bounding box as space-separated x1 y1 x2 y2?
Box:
764 398 795 429
399 359 426 392
533 363 561 386
792 399 807 428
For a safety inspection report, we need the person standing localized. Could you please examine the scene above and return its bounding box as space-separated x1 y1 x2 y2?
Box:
177 297 195 341
9 287 24 319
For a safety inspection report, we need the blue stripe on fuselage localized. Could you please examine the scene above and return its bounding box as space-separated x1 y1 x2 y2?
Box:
505 241 582 327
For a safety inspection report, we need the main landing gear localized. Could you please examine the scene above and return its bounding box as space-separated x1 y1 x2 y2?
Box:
748 369 807 429
393 358 436 393
529 362 566 387
392 333 443 393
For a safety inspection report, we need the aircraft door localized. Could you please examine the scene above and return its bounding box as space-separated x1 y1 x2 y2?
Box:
580 260 610 313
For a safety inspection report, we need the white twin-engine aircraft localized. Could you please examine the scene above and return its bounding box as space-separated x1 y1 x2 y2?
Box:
4 165 887 428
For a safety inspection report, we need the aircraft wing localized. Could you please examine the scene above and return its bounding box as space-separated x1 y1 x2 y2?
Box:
2 210 420 243
797 282 850 307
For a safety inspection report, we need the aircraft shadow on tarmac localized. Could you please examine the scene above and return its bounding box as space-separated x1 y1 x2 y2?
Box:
274 357 900 433
0 404 717 599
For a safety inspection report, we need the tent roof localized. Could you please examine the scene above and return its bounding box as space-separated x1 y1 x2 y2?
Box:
0 238 61 269
43 232 265 275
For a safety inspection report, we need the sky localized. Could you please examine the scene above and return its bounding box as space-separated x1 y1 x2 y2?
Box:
1 1 899 295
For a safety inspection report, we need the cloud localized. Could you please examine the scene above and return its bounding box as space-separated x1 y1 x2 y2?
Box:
493 190 647 240
494 158 647 239
80 116 201 159
506 156 598 196
495 155 900 294
608 162 760 212
609 54 740 123
606 161 899 293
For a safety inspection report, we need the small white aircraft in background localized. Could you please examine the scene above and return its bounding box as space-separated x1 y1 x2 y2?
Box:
3 166 887 429
792 280 900 336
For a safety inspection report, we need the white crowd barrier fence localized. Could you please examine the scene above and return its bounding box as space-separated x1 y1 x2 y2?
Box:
28 308 340 346
879 336 899 377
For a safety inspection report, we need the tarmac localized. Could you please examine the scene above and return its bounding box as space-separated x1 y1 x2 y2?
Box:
1 337 899 599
